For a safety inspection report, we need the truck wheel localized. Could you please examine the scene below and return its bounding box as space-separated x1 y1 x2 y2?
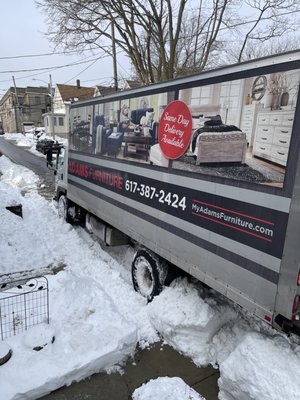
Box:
131 249 169 301
57 195 72 223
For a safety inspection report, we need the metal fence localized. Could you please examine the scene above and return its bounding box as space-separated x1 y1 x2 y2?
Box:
0 276 49 341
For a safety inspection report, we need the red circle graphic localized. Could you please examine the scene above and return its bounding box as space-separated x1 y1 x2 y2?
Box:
158 100 192 159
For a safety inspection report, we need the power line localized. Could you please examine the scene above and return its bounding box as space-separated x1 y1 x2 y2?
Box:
64 55 109 84
0 49 125 87
172 8 300 43
0 7 298 90
219 8 300 32
0 47 105 60
0 49 124 80
1 9 299 62
0 54 107 74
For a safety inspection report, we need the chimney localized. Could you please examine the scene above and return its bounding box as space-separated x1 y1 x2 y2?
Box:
76 79 81 89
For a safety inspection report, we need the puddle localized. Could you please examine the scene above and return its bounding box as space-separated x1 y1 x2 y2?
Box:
42 342 219 399
37 185 55 201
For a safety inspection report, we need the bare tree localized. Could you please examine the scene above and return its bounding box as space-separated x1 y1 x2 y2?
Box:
35 0 300 85
174 0 233 76
225 33 300 66
35 0 238 83
236 0 299 62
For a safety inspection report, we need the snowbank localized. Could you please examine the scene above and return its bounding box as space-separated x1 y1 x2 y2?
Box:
147 279 236 366
218 332 300 400
133 377 205 400
148 279 300 400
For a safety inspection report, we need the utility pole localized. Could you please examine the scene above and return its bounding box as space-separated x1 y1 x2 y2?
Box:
49 74 55 139
12 76 24 135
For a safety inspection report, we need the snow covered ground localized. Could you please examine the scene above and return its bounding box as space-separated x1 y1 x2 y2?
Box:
1 133 300 400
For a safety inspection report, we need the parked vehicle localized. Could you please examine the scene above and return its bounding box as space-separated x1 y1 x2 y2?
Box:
33 127 45 140
48 51 300 335
36 139 61 155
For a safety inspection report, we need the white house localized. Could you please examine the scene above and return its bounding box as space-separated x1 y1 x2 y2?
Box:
43 80 95 139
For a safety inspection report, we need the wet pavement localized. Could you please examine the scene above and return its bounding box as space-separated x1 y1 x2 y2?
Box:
42 342 219 400
0 138 56 200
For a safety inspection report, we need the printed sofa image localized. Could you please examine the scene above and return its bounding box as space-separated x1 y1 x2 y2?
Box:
191 115 247 165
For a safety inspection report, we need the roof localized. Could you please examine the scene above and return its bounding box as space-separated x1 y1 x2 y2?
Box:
96 85 120 96
0 86 49 104
56 84 95 102
10 87 26 95
123 79 143 89
25 87 50 94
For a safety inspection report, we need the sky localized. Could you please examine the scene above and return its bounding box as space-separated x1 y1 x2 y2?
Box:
1 0 299 100
1 132 300 399
0 1 130 97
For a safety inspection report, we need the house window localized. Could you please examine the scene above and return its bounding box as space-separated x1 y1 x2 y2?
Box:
191 86 212 105
219 80 243 126
53 117 57 126
58 117 64 126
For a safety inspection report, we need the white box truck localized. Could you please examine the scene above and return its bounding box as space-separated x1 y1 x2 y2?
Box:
49 51 300 335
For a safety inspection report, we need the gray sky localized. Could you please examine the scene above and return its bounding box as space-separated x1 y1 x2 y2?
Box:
0 1 130 96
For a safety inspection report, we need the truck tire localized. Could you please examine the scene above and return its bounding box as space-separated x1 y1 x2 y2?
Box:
57 194 73 224
131 249 169 301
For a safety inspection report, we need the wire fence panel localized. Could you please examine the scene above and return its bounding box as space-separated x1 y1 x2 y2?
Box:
0 276 49 341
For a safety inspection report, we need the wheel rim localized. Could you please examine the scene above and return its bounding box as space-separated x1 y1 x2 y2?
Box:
134 256 154 298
